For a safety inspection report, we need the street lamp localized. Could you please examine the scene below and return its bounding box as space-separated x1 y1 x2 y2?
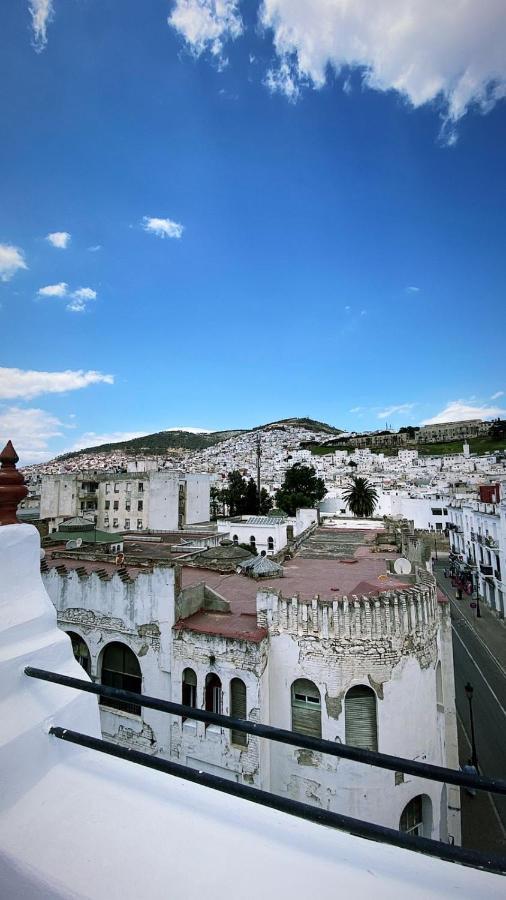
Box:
464 682 479 770
474 572 482 619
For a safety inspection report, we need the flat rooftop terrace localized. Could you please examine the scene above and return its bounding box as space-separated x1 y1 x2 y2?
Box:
178 528 408 640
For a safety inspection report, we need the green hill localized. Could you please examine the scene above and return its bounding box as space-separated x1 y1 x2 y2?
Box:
57 418 342 460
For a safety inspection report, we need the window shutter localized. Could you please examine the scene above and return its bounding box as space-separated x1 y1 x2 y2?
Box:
230 678 247 746
291 679 321 739
345 686 377 751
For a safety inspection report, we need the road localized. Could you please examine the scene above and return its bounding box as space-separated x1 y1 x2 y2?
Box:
434 564 506 854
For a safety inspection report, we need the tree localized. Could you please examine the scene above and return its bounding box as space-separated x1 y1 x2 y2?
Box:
259 488 273 516
343 476 378 518
243 478 258 515
275 463 326 517
227 470 248 516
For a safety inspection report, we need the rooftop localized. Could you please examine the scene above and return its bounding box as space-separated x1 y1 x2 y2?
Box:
178 527 409 640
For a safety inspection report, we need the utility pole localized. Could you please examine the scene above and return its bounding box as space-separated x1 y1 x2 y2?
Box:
256 434 262 514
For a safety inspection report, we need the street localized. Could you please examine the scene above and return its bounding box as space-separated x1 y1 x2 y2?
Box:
434 563 506 854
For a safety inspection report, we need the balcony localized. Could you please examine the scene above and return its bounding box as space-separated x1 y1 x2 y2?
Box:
480 564 494 577
485 536 499 549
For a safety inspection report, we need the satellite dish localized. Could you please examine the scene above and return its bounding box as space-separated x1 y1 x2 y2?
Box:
394 557 412 575
65 538 83 550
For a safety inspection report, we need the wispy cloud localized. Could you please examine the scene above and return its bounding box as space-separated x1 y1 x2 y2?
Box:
490 391 504 400
0 244 27 282
377 403 415 419
141 216 184 239
29 0 54 52
67 287 97 313
421 399 506 425
46 231 70 249
406 285 420 294
0 367 114 400
168 0 243 65
87 245 101 252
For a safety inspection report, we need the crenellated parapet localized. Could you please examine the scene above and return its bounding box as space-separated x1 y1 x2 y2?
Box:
256 570 438 642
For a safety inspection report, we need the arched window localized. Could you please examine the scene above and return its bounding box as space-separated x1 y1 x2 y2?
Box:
291 679 321 738
267 536 274 552
436 661 444 710
345 685 378 751
399 795 432 837
205 673 222 722
67 631 91 676
182 668 197 722
230 678 247 747
249 535 256 549
232 534 238 545
100 642 142 715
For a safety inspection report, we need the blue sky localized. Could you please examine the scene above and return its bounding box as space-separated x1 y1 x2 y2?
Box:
1 1 505 462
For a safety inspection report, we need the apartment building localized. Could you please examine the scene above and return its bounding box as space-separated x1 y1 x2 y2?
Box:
39 470 210 532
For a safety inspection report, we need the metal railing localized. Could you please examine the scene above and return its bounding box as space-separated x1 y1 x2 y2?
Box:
24 666 506 875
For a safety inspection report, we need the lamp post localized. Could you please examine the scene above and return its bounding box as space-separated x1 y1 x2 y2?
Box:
464 682 479 770
474 572 482 619
434 533 438 562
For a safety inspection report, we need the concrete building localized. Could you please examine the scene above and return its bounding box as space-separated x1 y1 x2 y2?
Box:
39 469 211 533
447 484 505 618
42 524 460 844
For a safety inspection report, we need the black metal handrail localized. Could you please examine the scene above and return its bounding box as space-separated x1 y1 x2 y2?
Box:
48 725 506 875
25 666 506 796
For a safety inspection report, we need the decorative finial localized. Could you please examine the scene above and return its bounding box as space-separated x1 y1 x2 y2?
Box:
0 441 28 525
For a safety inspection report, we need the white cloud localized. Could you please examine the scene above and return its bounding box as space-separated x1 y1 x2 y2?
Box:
37 282 68 298
421 400 506 425
260 0 506 140
0 367 114 400
168 0 243 62
265 58 302 102
490 391 504 400
46 231 71 249
378 403 415 419
141 216 184 239
0 244 27 282
87 245 101 252
29 0 54 52
0 406 63 465
67 287 97 313
406 285 420 294
36 283 97 311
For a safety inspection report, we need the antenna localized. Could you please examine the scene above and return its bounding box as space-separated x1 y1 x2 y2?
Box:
256 433 262 513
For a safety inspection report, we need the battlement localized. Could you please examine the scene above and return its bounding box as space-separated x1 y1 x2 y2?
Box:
256 570 437 641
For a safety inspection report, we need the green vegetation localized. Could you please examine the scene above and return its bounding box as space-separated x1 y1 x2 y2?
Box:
310 436 506 458
211 471 273 519
416 437 506 456
343 476 379 518
58 417 342 461
275 463 326 517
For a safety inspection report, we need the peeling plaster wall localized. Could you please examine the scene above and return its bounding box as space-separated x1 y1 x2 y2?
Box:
42 565 176 756
171 629 269 787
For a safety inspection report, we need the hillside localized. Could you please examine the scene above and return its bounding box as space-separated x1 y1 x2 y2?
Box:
57 418 342 460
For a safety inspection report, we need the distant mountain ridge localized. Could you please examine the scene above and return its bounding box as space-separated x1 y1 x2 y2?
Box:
57 418 342 460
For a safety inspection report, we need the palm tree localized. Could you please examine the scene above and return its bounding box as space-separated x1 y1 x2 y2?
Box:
343 476 378 518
